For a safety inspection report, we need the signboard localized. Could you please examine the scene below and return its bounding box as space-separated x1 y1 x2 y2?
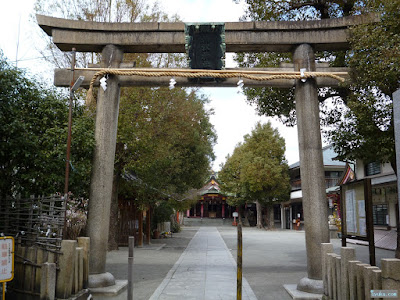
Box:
342 183 367 237
0 237 14 282
185 23 225 83
340 178 375 265
233 212 239 217
345 189 357 234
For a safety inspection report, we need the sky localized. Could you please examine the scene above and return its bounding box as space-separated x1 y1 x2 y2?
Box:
0 0 303 170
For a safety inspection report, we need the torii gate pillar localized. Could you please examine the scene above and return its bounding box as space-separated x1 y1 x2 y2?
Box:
86 44 123 287
294 44 329 293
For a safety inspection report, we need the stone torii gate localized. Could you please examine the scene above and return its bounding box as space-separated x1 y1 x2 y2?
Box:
37 13 378 295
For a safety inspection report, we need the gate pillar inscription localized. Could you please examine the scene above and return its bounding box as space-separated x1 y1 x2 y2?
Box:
294 44 329 294
86 44 123 287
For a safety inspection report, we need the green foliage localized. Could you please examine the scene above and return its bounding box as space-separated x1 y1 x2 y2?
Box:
239 0 400 170
219 122 290 206
118 86 216 203
171 221 181 233
0 51 95 198
236 0 357 126
327 0 400 167
151 201 174 229
34 0 184 69
34 0 215 208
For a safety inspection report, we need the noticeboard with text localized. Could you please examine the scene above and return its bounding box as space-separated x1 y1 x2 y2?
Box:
340 178 375 265
0 237 14 282
341 181 367 237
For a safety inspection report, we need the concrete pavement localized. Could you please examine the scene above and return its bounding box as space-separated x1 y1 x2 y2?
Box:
105 226 395 300
149 227 257 300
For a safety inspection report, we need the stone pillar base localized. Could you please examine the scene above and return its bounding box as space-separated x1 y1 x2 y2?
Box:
89 280 128 300
283 284 323 300
88 272 116 288
297 277 324 294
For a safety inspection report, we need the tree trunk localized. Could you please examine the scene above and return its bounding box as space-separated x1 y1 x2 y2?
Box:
138 210 143 247
145 206 151 245
266 203 275 230
256 200 263 229
238 205 243 225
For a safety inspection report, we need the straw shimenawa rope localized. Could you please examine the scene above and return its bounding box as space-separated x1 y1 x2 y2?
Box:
84 68 347 106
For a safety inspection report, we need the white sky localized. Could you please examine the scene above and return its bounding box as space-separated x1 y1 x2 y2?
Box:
0 0 302 170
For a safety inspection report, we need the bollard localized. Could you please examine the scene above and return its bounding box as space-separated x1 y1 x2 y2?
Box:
237 223 242 300
40 262 56 300
128 236 134 300
321 243 334 296
341 247 356 300
56 240 77 299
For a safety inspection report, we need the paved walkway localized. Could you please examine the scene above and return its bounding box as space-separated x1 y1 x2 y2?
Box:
149 227 257 300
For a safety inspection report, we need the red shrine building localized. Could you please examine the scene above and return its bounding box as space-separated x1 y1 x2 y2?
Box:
186 174 232 219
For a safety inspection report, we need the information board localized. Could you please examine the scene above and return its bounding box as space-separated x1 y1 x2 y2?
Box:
345 189 357 233
0 237 14 282
340 178 375 265
342 182 368 237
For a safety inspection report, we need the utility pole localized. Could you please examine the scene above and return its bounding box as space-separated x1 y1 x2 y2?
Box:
62 49 84 238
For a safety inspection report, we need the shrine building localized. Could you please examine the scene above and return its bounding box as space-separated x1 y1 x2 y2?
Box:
187 174 233 219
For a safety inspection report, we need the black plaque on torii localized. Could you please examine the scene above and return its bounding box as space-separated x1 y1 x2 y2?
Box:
185 23 226 83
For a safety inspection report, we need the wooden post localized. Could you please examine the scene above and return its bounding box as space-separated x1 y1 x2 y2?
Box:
364 178 376 266
237 222 242 300
128 236 134 300
138 210 143 248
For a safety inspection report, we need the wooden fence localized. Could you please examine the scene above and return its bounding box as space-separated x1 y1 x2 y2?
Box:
0 195 89 299
8 238 89 300
117 198 138 246
321 243 400 300
0 195 65 249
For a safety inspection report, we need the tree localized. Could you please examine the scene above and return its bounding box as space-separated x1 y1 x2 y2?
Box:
326 0 400 172
117 86 216 204
0 50 95 199
35 0 217 248
235 0 357 126
219 122 290 228
324 0 400 258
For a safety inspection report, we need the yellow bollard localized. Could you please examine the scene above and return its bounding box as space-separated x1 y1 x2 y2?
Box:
237 223 242 300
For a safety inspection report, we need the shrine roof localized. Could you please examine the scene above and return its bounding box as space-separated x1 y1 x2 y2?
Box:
198 174 225 196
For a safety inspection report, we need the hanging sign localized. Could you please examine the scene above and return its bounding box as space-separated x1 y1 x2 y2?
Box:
185 23 226 83
0 237 14 282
